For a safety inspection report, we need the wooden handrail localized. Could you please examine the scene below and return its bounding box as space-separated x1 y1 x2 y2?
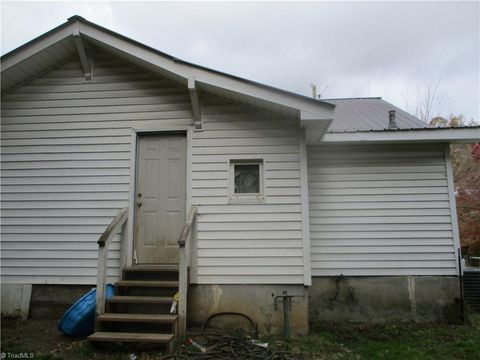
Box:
178 207 198 247
95 207 128 329
98 208 128 247
177 206 198 338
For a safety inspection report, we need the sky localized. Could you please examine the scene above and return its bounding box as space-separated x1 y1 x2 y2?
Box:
1 1 479 123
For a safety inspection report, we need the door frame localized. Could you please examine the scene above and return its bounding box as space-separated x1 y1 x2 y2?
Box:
125 126 193 267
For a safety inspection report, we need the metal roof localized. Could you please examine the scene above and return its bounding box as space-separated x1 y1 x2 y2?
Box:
324 97 427 132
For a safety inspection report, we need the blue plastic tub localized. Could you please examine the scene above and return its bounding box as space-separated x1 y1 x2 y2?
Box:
58 284 115 337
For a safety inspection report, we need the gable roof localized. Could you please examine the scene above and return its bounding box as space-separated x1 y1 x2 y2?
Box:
1 15 334 126
324 97 427 132
2 16 478 145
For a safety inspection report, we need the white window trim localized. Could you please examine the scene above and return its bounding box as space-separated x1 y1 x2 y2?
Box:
229 159 265 203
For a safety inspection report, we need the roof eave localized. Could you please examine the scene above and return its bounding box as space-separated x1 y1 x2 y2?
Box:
316 127 480 145
1 16 334 122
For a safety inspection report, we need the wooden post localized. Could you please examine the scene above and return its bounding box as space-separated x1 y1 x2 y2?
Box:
178 241 188 338
177 207 197 339
94 208 128 331
95 245 107 331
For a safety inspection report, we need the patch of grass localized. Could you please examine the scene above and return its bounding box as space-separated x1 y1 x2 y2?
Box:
305 319 480 360
3 317 480 359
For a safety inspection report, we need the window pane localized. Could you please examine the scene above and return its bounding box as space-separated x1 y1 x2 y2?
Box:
234 164 260 193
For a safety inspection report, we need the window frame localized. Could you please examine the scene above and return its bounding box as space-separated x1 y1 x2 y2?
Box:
229 159 265 203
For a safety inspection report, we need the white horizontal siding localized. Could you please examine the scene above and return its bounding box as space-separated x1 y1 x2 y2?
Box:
307 144 457 276
1 51 192 285
1 51 305 286
193 100 304 284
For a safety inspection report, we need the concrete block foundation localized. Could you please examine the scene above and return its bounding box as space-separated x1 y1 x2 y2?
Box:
187 284 309 336
309 276 462 323
29 284 94 319
1 284 32 319
3 276 461 331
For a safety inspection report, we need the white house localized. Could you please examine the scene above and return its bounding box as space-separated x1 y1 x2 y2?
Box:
1 16 479 345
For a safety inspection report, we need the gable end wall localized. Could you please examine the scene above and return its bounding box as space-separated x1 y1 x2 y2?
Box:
1 51 306 285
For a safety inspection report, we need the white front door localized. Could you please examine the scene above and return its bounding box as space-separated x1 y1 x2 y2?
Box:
134 133 186 264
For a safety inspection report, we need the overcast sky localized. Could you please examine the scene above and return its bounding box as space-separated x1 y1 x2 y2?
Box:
1 1 479 122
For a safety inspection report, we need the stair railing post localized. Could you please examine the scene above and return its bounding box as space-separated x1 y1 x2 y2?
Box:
95 207 128 332
178 240 188 338
177 207 197 339
95 244 107 331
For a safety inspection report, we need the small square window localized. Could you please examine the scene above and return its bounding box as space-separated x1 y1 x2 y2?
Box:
235 164 260 194
229 160 264 202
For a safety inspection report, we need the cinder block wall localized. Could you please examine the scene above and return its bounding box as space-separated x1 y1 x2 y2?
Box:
309 276 462 323
188 284 309 336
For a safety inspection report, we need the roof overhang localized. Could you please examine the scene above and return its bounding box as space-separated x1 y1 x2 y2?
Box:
316 127 480 145
1 16 334 135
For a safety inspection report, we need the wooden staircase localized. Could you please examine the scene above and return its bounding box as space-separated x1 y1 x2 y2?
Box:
89 265 179 352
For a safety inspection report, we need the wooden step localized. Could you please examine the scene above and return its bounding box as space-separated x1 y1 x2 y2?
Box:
97 313 177 323
108 295 173 304
89 331 174 343
116 280 178 288
125 265 179 272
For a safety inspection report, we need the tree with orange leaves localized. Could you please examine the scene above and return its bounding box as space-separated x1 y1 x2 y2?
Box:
430 115 480 256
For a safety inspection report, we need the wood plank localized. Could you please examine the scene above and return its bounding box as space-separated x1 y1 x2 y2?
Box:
125 265 179 272
97 313 177 323
107 296 173 304
116 280 179 287
89 332 173 343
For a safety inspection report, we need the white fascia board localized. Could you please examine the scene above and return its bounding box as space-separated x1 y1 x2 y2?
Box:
320 127 480 144
301 111 333 142
1 25 75 71
76 22 334 120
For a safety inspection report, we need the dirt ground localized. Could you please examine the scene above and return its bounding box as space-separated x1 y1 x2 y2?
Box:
0 317 170 360
2 315 479 360
0 318 303 360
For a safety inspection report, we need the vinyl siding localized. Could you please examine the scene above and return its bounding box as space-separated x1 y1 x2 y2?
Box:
1 52 191 285
307 144 457 276
1 51 305 285
192 98 304 284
